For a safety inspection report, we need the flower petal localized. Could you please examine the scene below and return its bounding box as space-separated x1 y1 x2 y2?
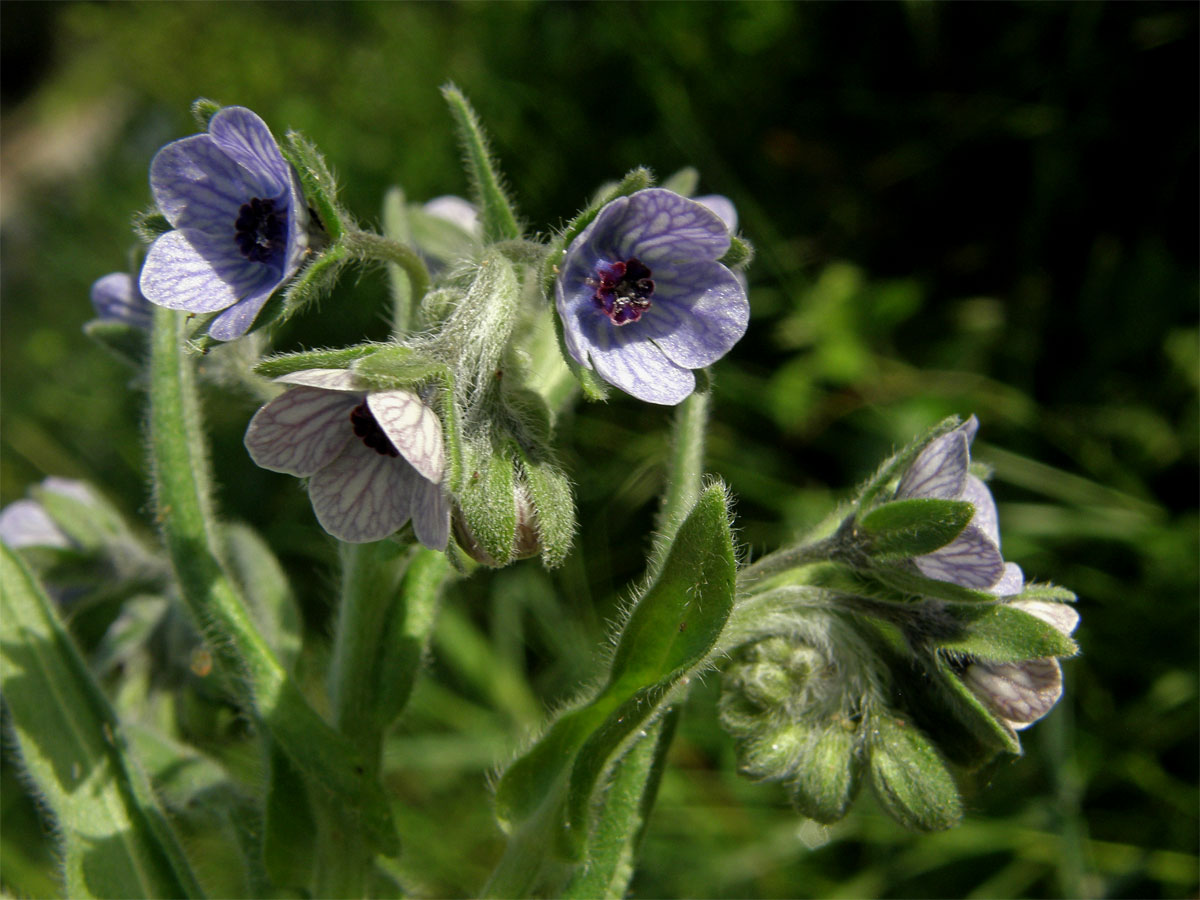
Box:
914 523 1006 588
637 261 749 368
579 315 695 405
367 390 445 483
307 443 413 543
897 432 969 500
991 562 1025 596
91 273 153 329
206 288 276 341
0 500 70 549
1011 599 1080 636
962 474 1000 547
409 470 450 550
244 386 357 477
611 189 730 265
964 658 1063 729
141 229 277 314
151 134 261 233
694 194 738 231
207 107 290 199
275 369 366 392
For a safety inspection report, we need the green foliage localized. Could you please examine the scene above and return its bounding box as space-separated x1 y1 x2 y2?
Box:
0 544 204 899
857 497 975 559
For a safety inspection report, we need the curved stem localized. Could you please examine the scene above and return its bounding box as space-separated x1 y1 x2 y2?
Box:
342 230 431 305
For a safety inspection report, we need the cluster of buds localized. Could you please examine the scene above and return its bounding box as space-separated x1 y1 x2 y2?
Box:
720 417 1080 830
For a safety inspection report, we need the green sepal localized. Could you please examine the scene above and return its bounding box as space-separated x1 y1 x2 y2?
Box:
455 443 518 567
1015 581 1078 604
273 241 350 327
512 443 576 568
253 344 381 379
859 561 1001 604
84 318 149 368
0 544 205 899
441 84 521 242
660 166 699 197
351 345 450 390
190 97 222 130
788 723 861 824
938 602 1079 662
282 130 346 241
132 207 172 244
867 712 962 832
719 233 754 270
855 416 964 512
923 654 1023 760
857 498 975 559
493 484 736 858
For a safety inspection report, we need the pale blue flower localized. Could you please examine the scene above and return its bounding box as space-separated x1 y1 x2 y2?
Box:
896 416 1023 593
556 189 749 405
139 107 307 341
244 369 448 548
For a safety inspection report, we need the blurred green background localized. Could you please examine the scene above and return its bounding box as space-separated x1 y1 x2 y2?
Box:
2 2 1196 897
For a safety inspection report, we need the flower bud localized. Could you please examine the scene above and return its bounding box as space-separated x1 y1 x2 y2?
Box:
867 713 962 832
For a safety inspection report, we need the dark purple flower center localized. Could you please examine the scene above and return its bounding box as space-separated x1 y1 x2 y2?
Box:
235 197 287 264
349 403 399 457
588 257 654 325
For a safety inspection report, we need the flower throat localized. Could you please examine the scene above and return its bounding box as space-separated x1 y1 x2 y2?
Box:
588 257 654 325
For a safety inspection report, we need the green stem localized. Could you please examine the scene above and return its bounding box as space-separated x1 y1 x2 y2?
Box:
738 534 841 588
148 307 398 857
318 542 450 898
343 230 431 306
652 387 710 566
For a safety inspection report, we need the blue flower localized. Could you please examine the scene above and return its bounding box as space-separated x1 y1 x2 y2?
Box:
896 416 1023 594
139 107 308 341
244 369 449 548
555 189 749 405
90 272 153 330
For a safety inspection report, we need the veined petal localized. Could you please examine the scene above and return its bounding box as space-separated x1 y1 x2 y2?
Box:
611 189 730 265
581 316 695 405
638 261 748 368
367 390 445 483
275 369 367 392
914 523 1006 588
307 443 413 543
141 229 276 313
151 134 261 233
244 387 357 477
207 107 290 199
408 467 450 550
964 658 1063 729
962 474 1000 547
897 432 969 500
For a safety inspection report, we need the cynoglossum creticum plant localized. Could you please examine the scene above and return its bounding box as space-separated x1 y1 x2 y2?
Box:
720 416 1081 831
1 82 1080 900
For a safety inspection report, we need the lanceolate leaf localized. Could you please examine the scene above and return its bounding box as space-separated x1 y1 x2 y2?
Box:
0 543 204 899
939 602 1079 662
493 484 736 859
